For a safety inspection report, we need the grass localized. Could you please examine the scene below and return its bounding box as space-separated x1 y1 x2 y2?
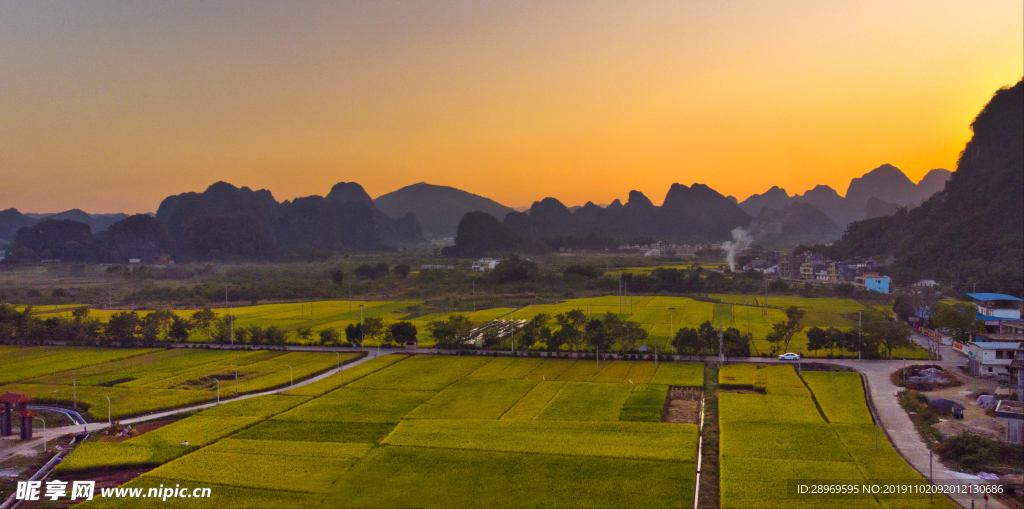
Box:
283 354 406 397
405 379 537 420
716 362 958 509
500 381 565 420
649 362 704 386
146 450 355 493
196 395 310 418
57 416 261 473
0 347 156 385
205 439 372 459
80 478 325 509
274 388 434 423
383 419 697 461
322 445 695 508
346 354 489 391
802 372 873 424
620 384 668 422
232 420 396 444
537 382 634 421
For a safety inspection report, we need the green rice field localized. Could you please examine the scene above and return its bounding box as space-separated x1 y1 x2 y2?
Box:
0 347 359 419
70 354 701 508
717 364 956 508
69 292 920 358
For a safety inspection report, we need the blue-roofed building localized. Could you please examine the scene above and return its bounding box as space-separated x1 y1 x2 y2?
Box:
854 273 890 293
968 293 1023 333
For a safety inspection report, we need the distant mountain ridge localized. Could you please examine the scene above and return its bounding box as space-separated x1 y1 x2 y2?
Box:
373 183 515 238
738 166 952 227
500 183 752 243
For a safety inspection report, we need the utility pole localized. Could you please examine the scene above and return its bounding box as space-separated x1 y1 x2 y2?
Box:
669 307 675 355
858 310 862 360
359 304 364 348
234 352 238 396
618 278 622 314
718 326 724 365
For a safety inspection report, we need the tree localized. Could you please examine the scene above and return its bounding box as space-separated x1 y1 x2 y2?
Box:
765 306 806 356
515 314 551 350
930 302 984 344
616 321 648 353
319 327 340 345
344 323 361 344
191 308 218 341
585 317 613 352
389 321 417 345
553 309 587 351
296 327 313 342
362 316 385 345
428 315 473 349
393 264 411 279
893 295 915 322
266 326 287 346
329 268 345 286
491 254 539 284
141 310 174 342
861 311 911 359
107 311 140 345
168 315 192 342
698 321 718 356
481 327 502 348
722 327 751 358
674 327 701 357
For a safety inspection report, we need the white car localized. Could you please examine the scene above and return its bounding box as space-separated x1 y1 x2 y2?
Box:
778 353 801 361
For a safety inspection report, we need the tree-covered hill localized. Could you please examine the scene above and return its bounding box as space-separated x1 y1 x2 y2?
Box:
831 79 1023 296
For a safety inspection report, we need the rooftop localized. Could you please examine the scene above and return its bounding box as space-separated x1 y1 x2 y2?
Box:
972 342 1024 349
968 292 1024 303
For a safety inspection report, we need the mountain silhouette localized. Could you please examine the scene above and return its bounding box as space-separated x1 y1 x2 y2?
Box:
374 183 514 238
833 79 1023 295
739 165 952 227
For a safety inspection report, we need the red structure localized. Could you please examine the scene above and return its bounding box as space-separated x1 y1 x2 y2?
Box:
1 392 33 439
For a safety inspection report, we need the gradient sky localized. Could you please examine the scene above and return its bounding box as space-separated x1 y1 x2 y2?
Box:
1 1 1021 213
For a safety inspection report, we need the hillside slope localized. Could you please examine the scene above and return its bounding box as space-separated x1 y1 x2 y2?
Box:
374 183 514 238
832 79 1023 295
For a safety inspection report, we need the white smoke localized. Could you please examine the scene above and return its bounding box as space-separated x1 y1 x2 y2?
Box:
722 227 753 272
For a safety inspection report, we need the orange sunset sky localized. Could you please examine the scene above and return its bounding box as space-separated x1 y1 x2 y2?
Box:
1 1 1021 214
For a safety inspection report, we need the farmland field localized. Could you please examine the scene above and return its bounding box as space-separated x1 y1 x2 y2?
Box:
717 364 956 508
69 293 922 358
0 346 358 419
68 354 700 508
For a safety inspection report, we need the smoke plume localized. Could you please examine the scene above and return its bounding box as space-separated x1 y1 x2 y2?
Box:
722 227 753 272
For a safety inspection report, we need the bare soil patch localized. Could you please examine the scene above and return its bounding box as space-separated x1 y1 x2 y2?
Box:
891 365 963 391
98 419 177 443
663 387 701 424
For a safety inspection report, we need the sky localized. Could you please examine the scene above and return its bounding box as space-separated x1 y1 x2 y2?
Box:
1 1 1021 214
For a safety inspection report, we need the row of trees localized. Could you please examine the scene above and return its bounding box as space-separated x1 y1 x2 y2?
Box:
428 309 659 354
806 310 912 359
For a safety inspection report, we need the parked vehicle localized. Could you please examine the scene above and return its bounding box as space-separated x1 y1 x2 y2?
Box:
778 353 801 361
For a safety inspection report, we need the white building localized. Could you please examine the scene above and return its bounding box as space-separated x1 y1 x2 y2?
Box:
914 280 938 287
471 259 499 272
963 341 1023 377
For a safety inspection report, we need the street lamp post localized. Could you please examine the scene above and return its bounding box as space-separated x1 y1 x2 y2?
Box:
335 352 341 371
234 353 238 396
34 417 46 452
104 396 111 426
286 365 293 386
216 379 220 404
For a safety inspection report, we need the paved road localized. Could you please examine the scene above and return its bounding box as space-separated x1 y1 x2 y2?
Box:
752 337 999 509
0 350 387 462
